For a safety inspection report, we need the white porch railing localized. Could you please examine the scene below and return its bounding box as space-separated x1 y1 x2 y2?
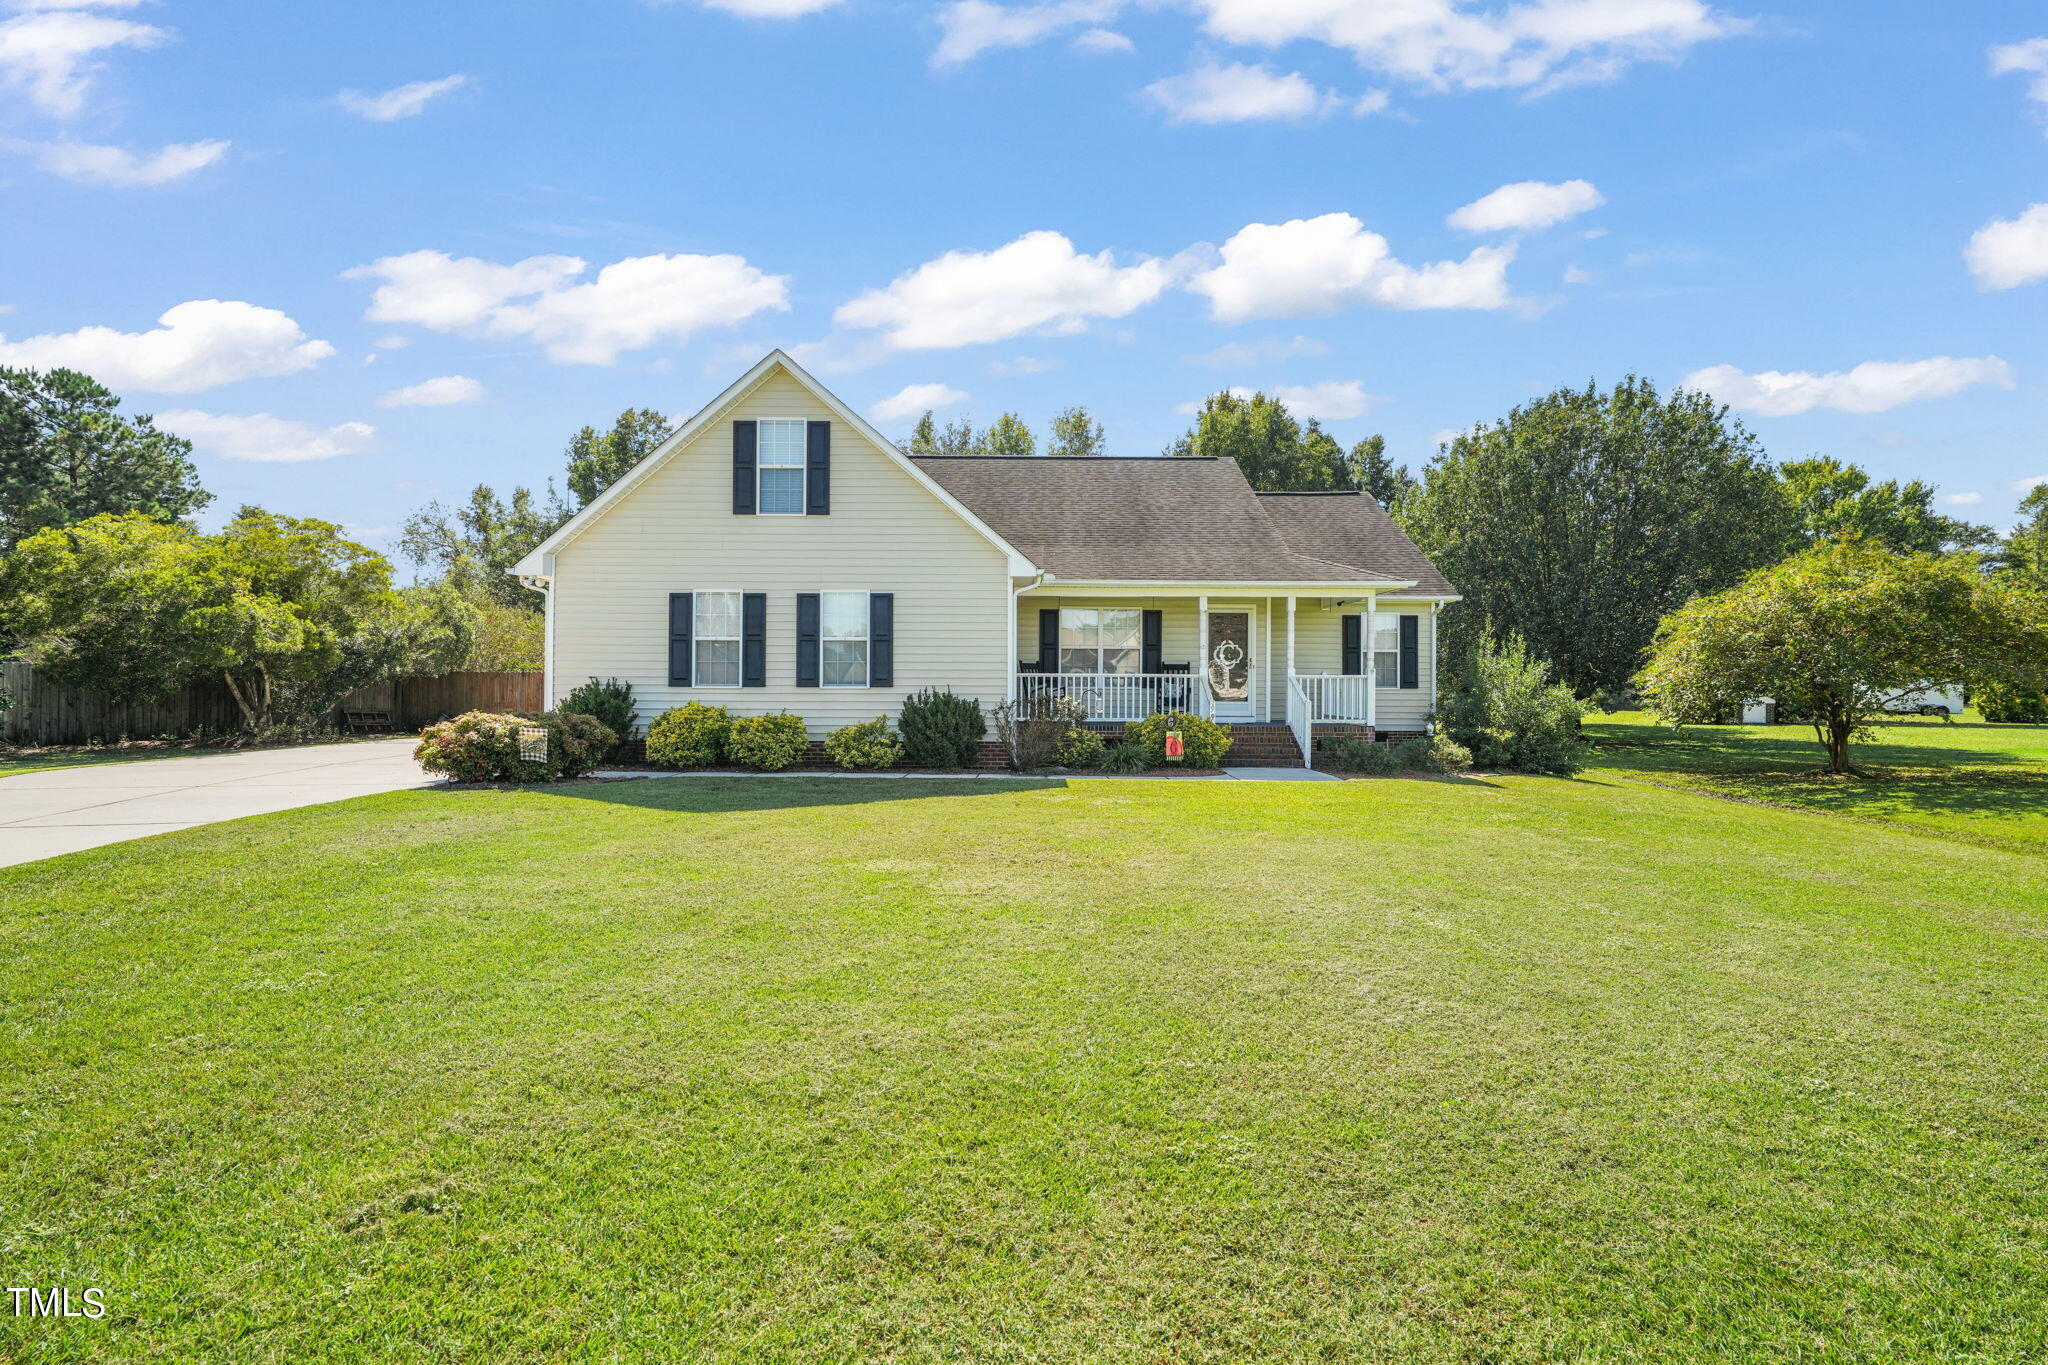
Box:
1285 675 1312 761
1294 671 1373 723
1015 671 1199 722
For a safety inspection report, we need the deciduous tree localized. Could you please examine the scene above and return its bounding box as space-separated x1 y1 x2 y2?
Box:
564 408 669 507
1046 406 1105 457
1637 543 2048 773
983 413 1036 458
1778 456 1990 555
399 483 566 610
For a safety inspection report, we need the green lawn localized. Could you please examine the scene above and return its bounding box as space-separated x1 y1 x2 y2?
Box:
3 774 2046 1362
1587 710 2048 856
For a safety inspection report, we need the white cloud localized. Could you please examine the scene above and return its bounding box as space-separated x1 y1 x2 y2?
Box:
1991 38 2048 125
373 334 409 350
989 354 1056 375
2013 475 2048 494
1187 333 1327 366
834 230 1173 350
1965 204 2048 291
934 0 1119 65
1562 264 1597 285
1448 178 1604 233
1189 212 1515 321
157 410 376 463
1682 357 2016 417
0 4 163 116
936 0 1737 92
1143 61 1349 123
344 249 790 364
378 374 485 407
1072 27 1131 53
337 73 469 121
16 138 227 185
1941 491 1983 506
0 299 334 392
868 382 968 423
700 0 842 15
1273 379 1376 420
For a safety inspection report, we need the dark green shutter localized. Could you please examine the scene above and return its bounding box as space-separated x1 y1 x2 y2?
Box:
1341 615 1363 676
869 593 893 687
1141 610 1163 673
1399 615 1420 689
806 421 830 515
795 593 820 687
742 593 766 687
1038 609 1059 671
668 593 693 687
732 420 757 515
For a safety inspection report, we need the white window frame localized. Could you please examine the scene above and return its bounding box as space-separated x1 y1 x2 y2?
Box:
1058 607 1143 680
693 589 745 689
819 589 871 689
757 419 807 517
1372 615 1403 690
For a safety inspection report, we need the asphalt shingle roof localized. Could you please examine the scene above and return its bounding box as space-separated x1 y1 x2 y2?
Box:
910 455 1456 594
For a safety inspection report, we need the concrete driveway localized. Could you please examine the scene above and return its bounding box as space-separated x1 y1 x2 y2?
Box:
0 738 433 869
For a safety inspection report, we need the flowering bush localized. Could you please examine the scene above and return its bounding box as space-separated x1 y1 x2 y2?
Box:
1125 710 1231 768
726 712 809 771
645 701 731 769
414 710 615 783
824 716 901 770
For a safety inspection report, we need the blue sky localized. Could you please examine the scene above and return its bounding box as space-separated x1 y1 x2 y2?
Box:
2 0 2045 561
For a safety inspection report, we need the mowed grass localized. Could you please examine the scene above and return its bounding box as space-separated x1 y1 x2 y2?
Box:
3 774 2047 1362
1586 711 2048 856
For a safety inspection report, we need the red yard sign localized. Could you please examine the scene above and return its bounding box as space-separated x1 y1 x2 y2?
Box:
1164 731 1184 761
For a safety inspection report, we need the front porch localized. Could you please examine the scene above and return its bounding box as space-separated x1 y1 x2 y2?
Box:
1013 589 1436 765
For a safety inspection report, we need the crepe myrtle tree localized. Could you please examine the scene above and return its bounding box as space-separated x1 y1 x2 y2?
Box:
1637 543 2048 774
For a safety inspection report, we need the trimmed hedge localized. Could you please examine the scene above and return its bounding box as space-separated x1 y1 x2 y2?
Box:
726 713 808 771
1124 710 1231 768
899 688 986 770
646 702 732 769
825 716 902 770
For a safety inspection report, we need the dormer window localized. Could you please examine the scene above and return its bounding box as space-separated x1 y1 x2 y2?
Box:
757 420 807 515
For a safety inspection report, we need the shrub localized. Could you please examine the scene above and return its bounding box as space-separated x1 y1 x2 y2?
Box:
1320 734 1400 775
825 716 902 770
414 709 615 783
726 712 809 771
899 688 986 769
1438 636 1589 774
1051 726 1106 769
1098 741 1150 774
1124 710 1231 768
1418 732 1474 774
993 693 1087 771
1974 681 2048 724
560 677 636 755
645 701 731 769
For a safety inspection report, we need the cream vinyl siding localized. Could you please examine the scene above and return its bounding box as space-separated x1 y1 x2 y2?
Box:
549 371 1012 736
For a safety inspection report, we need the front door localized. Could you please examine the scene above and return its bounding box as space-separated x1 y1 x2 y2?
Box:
1206 608 1255 720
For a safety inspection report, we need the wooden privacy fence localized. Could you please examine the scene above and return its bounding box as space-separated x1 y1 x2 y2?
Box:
0 663 543 746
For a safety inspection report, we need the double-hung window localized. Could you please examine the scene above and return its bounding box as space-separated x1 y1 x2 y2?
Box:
695 591 743 687
1059 607 1141 677
757 420 806 515
1372 616 1400 689
822 591 869 687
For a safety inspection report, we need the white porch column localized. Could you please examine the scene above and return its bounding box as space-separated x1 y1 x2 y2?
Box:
1285 595 1296 696
1006 582 1019 703
1197 594 1210 718
1364 592 1377 731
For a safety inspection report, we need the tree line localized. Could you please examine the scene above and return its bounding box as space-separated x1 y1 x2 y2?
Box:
3 361 2045 739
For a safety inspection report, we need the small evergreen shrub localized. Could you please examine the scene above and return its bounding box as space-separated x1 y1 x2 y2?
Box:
1974 681 2048 724
899 688 987 769
1098 741 1151 774
560 677 636 755
825 716 902 770
1320 734 1400 775
1051 726 1106 769
1437 636 1589 774
726 712 809 771
645 701 732 769
1417 733 1474 774
1124 710 1231 768
414 710 615 783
